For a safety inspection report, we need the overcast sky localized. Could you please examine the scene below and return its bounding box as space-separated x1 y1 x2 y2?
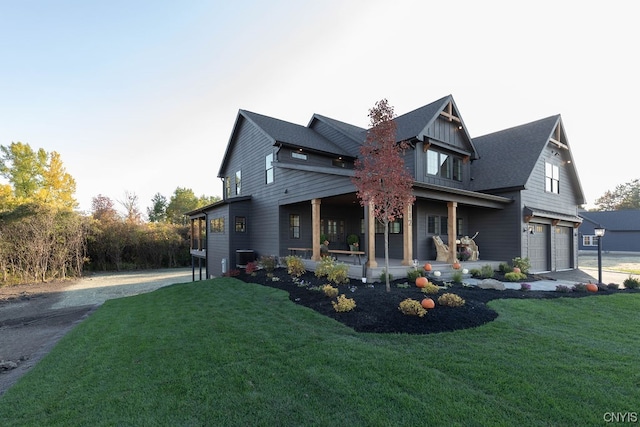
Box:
1 0 637 214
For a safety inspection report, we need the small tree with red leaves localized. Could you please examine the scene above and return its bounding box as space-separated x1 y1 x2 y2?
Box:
352 99 415 292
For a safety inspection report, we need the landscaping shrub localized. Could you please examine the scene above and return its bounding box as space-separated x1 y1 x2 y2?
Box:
327 263 349 285
406 269 423 282
245 261 258 275
473 264 495 279
258 255 277 275
499 262 511 273
322 284 339 298
504 271 527 282
421 283 440 294
555 284 572 293
379 270 393 283
572 283 588 292
451 271 463 283
315 256 335 278
623 276 640 289
512 257 531 274
284 255 306 278
607 283 620 290
398 298 427 317
520 283 531 291
332 294 356 312
438 293 465 307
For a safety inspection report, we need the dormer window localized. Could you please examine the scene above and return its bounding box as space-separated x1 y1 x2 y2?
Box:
426 149 462 181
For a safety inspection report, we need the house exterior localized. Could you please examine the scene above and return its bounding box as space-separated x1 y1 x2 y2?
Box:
187 95 585 277
578 210 640 253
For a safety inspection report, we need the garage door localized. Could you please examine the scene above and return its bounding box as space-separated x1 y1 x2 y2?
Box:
555 226 572 270
528 223 549 273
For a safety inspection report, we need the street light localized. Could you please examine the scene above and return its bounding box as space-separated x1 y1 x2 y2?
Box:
594 226 606 284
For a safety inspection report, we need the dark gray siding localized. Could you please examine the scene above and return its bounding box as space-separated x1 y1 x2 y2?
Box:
467 191 522 263
206 205 229 277
520 146 581 270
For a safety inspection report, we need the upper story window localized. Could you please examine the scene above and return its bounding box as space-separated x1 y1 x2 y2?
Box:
225 176 231 198
545 162 559 194
265 153 274 184
235 170 241 195
426 149 462 181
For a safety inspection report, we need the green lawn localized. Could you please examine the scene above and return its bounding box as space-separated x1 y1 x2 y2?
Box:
1 278 638 426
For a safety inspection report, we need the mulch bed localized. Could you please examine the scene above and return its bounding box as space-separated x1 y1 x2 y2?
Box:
238 268 634 335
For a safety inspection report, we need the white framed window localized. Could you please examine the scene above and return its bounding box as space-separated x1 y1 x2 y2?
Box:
265 153 274 184
582 235 597 246
235 170 241 195
545 162 559 194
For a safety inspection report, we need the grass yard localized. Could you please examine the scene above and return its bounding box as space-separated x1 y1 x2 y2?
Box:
1 278 638 426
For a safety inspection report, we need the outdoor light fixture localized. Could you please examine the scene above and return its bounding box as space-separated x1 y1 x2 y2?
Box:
594 226 605 284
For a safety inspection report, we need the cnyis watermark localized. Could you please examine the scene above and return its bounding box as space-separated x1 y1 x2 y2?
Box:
603 412 638 423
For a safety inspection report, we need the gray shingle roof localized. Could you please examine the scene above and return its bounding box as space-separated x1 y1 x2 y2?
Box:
470 115 560 191
580 210 640 231
394 95 451 142
240 110 351 157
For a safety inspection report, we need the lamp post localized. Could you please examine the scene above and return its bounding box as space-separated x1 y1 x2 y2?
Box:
594 226 606 284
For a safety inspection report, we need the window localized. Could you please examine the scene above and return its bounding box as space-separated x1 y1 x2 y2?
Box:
235 170 241 195
545 162 559 194
265 153 274 184
457 218 463 236
582 235 597 246
289 214 300 239
210 217 225 233
375 220 402 234
292 151 307 160
225 176 231 198
426 149 462 181
321 219 344 242
235 216 246 233
427 215 448 235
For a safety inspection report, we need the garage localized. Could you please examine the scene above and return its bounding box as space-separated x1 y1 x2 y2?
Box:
555 226 573 270
528 223 549 273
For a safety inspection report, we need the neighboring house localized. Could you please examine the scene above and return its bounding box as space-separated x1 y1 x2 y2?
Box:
578 210 640 253
187 94 585 277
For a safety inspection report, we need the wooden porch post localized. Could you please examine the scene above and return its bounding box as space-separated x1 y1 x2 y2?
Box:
401 203 413 266
311 198 321 261
447 201 457 263
366 201 378 267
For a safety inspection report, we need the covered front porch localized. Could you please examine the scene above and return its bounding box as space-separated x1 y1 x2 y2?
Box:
300 256 504 283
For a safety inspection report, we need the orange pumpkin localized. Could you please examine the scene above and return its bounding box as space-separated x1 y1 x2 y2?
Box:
513 267 521 274
416 276 428 288
452 262 461 270
586 283 598 292
421 298 435 309
424 263 432 272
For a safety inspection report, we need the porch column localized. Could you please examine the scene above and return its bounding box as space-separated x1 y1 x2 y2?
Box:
447 201 457 263
366 201 378 267
311 198 321 261
401 203 413 266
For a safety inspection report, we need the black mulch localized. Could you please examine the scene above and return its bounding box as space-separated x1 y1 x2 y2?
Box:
237 268 634 335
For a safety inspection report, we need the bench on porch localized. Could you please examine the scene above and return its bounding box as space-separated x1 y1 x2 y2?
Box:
288 247 312 258
328 249 366 265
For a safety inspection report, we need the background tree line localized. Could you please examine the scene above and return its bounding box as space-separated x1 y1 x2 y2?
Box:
0 142 218 285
